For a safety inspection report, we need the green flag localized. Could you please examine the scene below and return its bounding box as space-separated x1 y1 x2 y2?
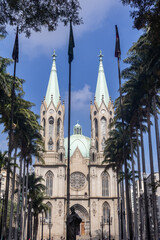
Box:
68 21 75 64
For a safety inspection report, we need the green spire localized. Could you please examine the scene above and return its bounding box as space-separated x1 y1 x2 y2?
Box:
45 50 60 107
95 50 110 108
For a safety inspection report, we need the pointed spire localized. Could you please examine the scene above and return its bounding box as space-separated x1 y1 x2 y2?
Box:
45 50 60 107
95 50 110 108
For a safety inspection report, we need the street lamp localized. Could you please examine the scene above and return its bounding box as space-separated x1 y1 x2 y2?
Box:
27 198 32 240
49 216 52 240
0 173 3 197
31 208 34 240
101 216 104 240
41 209 44 240
0 194 4 239
108 210 111 240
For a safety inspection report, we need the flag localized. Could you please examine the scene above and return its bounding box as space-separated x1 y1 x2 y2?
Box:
12 27 19 63
115 25 121 58
68 21 75 64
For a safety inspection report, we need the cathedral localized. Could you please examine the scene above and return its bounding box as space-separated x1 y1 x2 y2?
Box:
34 51 118 240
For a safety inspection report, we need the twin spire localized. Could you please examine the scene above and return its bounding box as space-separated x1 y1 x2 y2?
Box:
45 50 60 107
45 50 110 108
95 50 110 107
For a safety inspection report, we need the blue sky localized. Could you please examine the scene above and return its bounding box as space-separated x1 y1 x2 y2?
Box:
0 0 159 173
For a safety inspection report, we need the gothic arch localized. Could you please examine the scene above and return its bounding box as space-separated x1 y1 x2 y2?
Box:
57 117 61 136
46 201 52 221
72 204 89 221
101 116 106 137
45 171 54 197
94 118 98 137
48 116 54 136
71 204 89 236
42 118 45 137
102 202 110 223
101 171 109 196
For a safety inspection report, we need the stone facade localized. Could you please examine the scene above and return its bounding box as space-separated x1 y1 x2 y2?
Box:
34 51 119 240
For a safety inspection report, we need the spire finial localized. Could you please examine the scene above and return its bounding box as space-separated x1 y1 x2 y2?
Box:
52 50 57 61
98 50 103 62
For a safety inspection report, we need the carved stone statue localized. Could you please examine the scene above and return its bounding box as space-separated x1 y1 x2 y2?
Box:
67 206 82 240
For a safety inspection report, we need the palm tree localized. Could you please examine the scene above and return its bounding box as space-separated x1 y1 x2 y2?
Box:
28 172 47 240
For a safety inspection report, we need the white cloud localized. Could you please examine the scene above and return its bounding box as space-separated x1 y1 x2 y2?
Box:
65 84 93 111
21 0 118 57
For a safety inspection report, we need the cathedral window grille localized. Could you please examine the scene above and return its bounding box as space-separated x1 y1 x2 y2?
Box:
46 171 53 196
46 202 52 221
94 119 98 137
57 118 60 136
101 117 106 137
42 118 45 137
70 172 86 190
102 172 109 196
49 117 54 137
103 202 110 224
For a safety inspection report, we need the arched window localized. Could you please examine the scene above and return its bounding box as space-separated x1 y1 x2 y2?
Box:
103 202 110 223
57 118 60 136
94 119 98 137
49 117 54 137
46 171 53 196
101 117 106 137
56 140 59 152
46 202 52 222
96 140 98 152
102 172 109 196
42 118 45 137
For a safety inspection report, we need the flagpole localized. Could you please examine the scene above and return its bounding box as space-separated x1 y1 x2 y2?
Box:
66 61 71 240
66 20 75 240
2 27 18 240
115 25 127 240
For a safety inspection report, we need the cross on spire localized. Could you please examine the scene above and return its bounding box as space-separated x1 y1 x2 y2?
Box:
52 50 57 61
98 50 103 61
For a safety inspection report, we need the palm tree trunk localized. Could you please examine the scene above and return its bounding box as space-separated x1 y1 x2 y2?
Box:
136 127 143 240
139 120 150 240
153 95 160 180
35 214 38 240
120 175 126 240
146 104 159 240
23 161 29 240
14 155 23 240
130 127 138 240
117 169 121 240
124 158 133 239
19 158 26 239
8 147 17 240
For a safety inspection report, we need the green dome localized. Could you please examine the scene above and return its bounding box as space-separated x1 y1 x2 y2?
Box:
64 123 90 158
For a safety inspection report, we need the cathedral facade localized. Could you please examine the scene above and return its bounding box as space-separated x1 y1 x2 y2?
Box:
34 51 118 240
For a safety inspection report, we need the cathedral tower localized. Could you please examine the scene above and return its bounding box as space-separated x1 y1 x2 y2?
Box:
90 51 114 164
40 51 65 162
35 51 66 239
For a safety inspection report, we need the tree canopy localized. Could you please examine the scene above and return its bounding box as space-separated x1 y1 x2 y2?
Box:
0 0 82 37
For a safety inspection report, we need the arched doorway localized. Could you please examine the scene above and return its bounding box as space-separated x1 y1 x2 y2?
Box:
72 204 89 236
